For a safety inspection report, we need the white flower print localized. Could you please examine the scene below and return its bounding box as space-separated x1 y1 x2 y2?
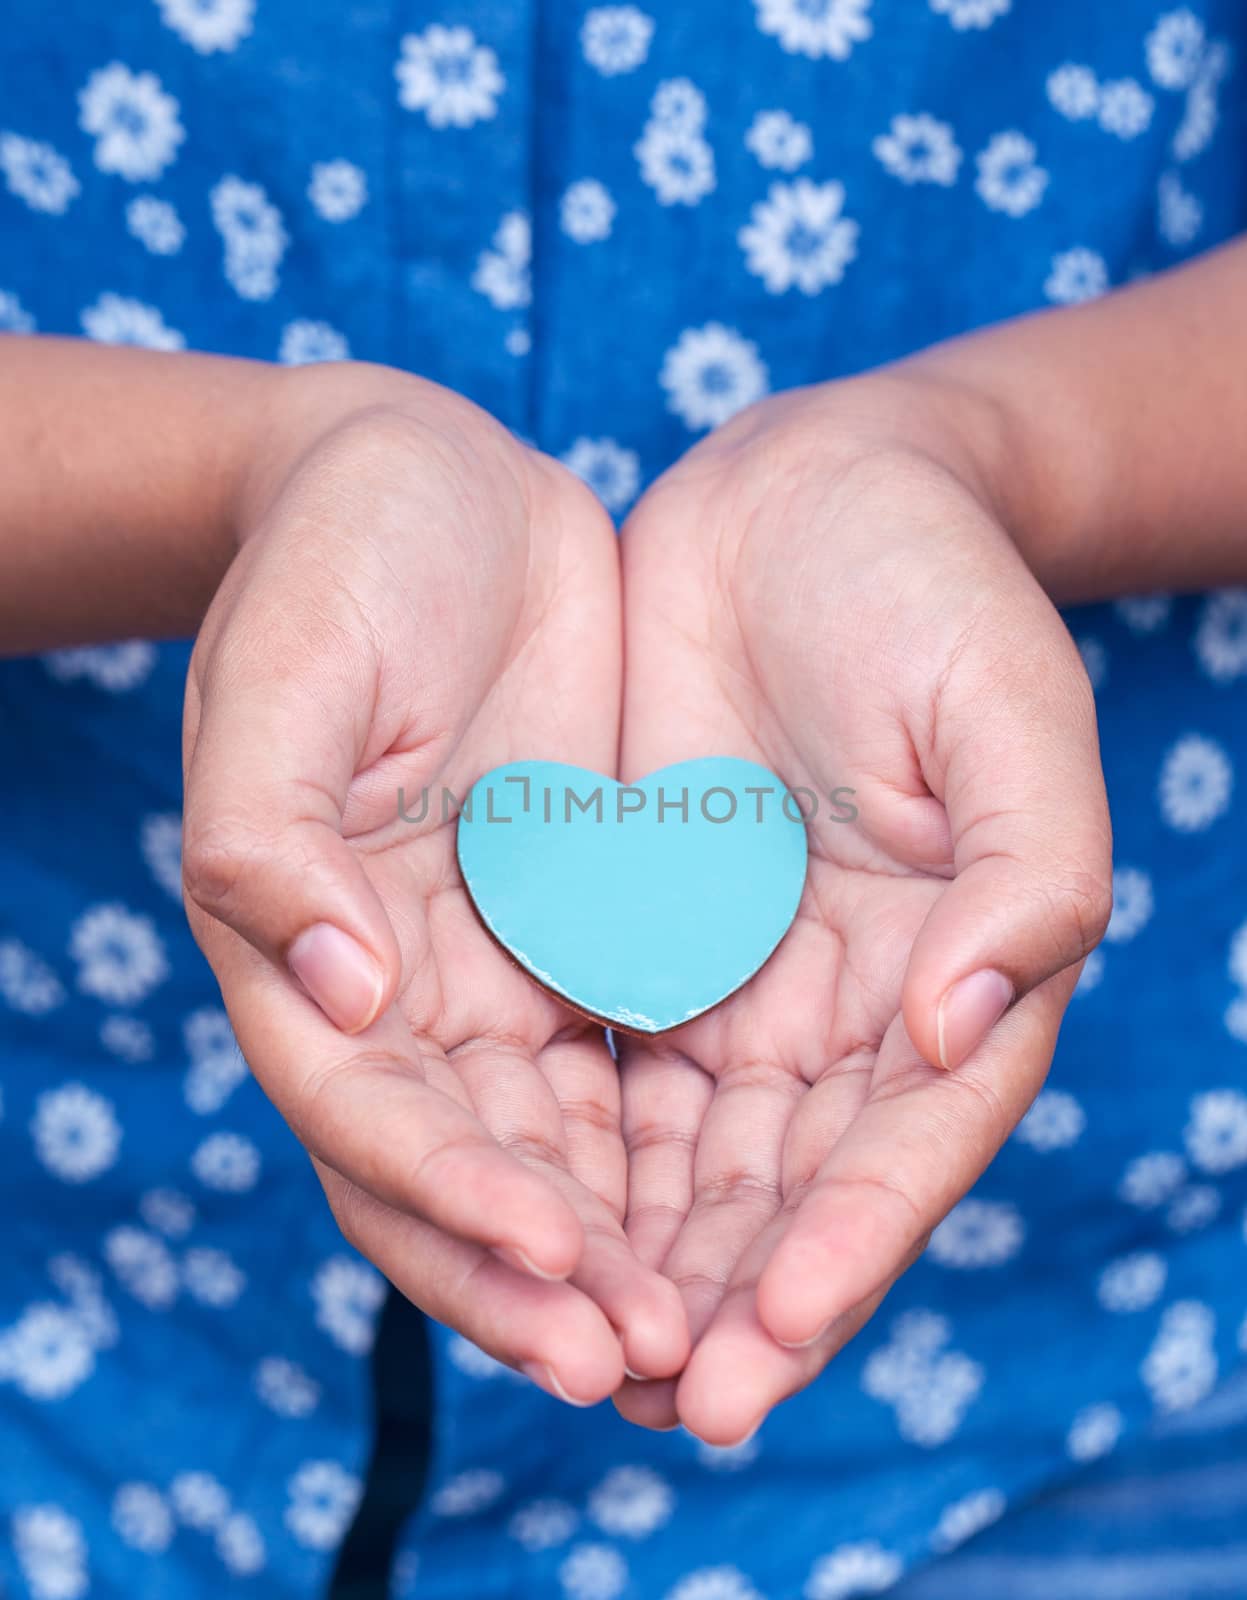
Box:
872 113 961 186
1014 1088 1085 1152
0 288 35 332
1098 1250 1167 1313
81 293 184 351
696 1435 762 1470
975 131 1047 217
861 1310 983 1446
1073 946 1105 995
32 1084 121 1183
560 179 616 243
396 26 504 129
431 1467 506 1517
927 1197 1024 1267
112 1484 174 1553
635 122 716 206
139 811 182 899
279 319 350 365
1077 634 1108 690
0 939 65 1015
660 323 769 432
505 327 532 357
739 179 858 295
1167 1182 1220 1233
472 211 532 309
170 1471 230 1531
1044 247 1109 305
1172 41 1229 162
1185 1089 1247 1174
1157 169 1203 246
754 0 873 62
0 133 80 214
509 1499 580 1551
156 0 254 54
255 1355 321 1418
285 1461 363 1550
184 1007 248 1115
191 1131 261 1192
1066 1401 1123 1461
0 1304 95 1400
139 1187 196 1238
13 1506 88 1600
588 1466 674 1538
1046 64 1100 121
666 1571 762 1600
1096 79 1154 140
1194 590 1247 682
126 195 185 255
47 1254 117 1349
210 175 289 302
650 78 708 131
1105 865 1152 943
560 1543 628 1600
804 1541 902 1599
929 0 1010 30
562 437 641 513
308 159 368 222
216 1511 266 1576
105 1226 179 1309
79 64 184 181
44 640 156 691
581 6 654 76
312 1255 385 1355
1142 1300 1217 1412
1115 593 1172 633
1147 9 1206 90
930 1488 1005 1553
1119 1150 1187 1208
100 1014 155 1062
182 1247 246 1307
1158 733 1232 832
1226 993 1247 1045
70 902 168 1004
746 110 813 172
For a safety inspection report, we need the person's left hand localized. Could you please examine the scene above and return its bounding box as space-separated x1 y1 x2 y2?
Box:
612 370 1113 1442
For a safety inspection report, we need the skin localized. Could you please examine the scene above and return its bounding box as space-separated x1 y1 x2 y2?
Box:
1 236 1244 1432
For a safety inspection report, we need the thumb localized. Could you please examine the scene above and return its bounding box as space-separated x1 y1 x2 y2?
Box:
182 629 402 1036
901 616 1113 1071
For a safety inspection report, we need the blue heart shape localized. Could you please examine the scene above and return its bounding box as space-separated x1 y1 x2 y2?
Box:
457 757 808 1033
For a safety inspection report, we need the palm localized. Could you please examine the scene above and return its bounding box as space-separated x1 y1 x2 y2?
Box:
185 409 686 1400
614 407 1100 1440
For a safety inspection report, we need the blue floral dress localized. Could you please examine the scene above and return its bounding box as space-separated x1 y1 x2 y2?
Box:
2 2 1246 1597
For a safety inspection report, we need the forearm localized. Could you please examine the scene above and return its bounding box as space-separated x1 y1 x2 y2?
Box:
912 235 1247 603
0 337 285 653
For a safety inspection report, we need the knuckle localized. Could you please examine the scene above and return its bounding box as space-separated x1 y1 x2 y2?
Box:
180 815 261 924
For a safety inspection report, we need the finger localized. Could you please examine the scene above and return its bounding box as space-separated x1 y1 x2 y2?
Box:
182 576 403 1034
677 1259 893 1446
901 598 1112 1069
619 1041 715 1271
208 928 585 1278
318 1162 624 1406
538 1032 692 1377
756 975 1071 1350
451 1032 690 1378
641 1057 801 1342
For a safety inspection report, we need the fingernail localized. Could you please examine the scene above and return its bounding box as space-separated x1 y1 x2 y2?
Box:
520 1362 594 1407
288 924 384 1034
497 1245 568 1282
936 968 1013 1070
775 1325 828 1351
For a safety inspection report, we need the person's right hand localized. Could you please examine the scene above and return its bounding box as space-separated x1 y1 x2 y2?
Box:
181 363 688 1405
